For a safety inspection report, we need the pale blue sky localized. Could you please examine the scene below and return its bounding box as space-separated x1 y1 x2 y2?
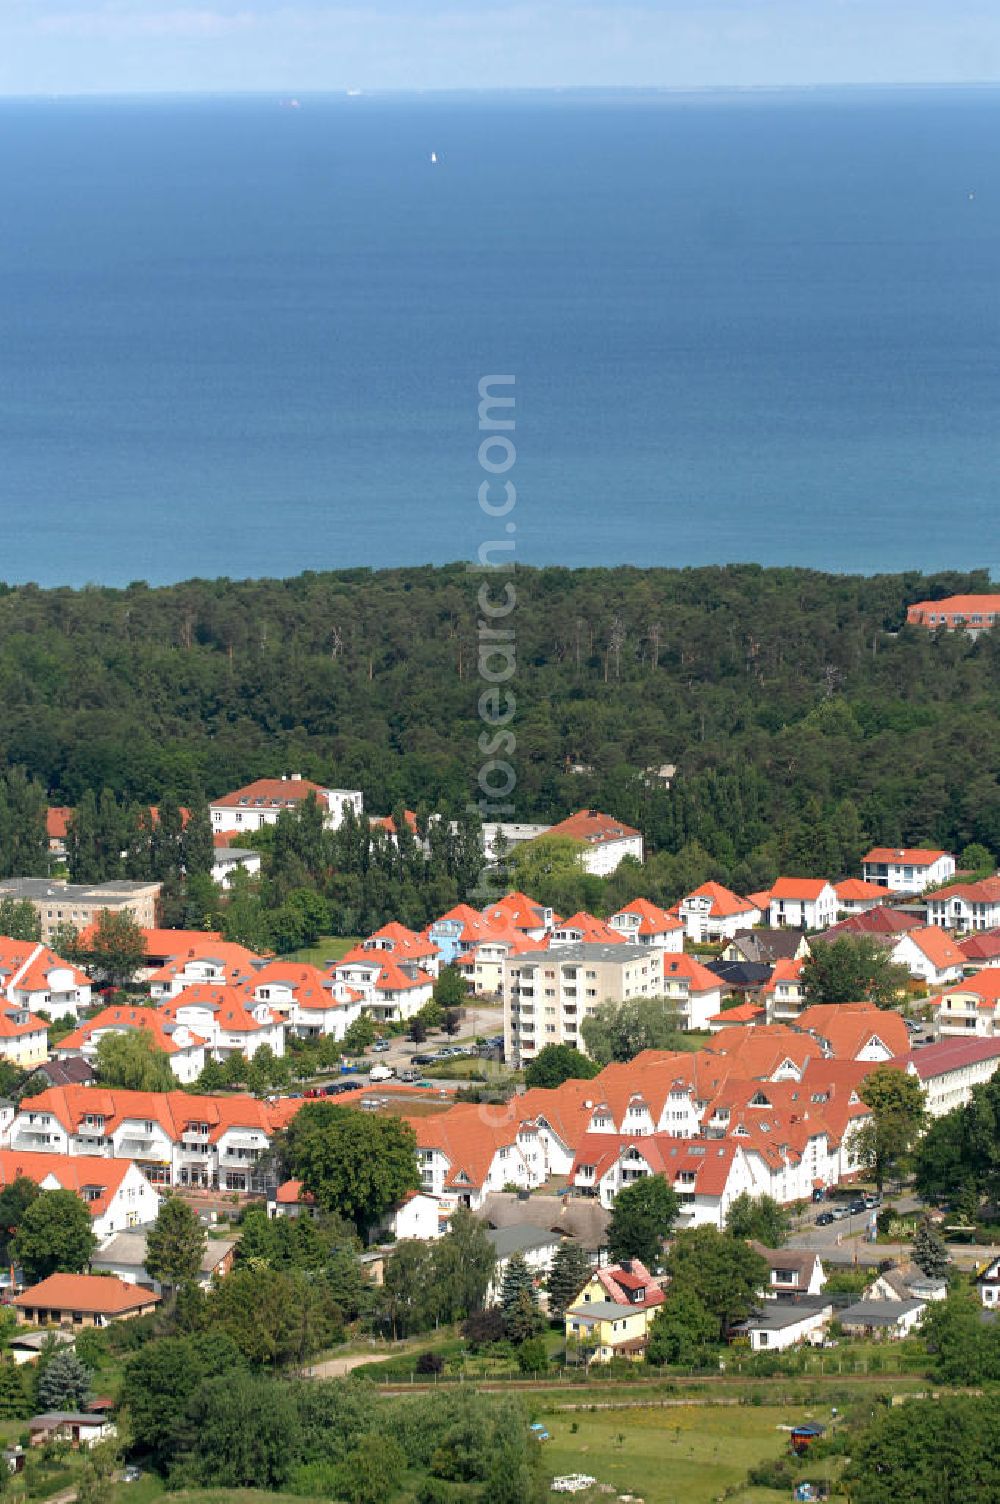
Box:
2 0 999 96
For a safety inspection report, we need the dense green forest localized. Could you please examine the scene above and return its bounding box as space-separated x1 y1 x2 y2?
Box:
1 563 998 924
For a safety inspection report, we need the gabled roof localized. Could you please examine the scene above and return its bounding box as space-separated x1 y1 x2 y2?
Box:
863 847 949 867
0 939 90 995
927 877 1000 905
681 882 760 918
18 1085 304 1143
609 898 684 935
211 778 328 809
0 1150 143 1220
56 1004 206 1055
660 952 723 993
553 912 624 943
770 877 833 901
959 930 1000 962
834 879 891 902
818 908 922 939
481 891 551 932
899 925 966 970
904 1037 1000 1078
761 957 804 996
792 1003 909 1060
15 1274 160 1315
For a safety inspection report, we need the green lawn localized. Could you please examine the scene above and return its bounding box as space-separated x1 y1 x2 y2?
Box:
284 935 361 966
536 1404 827 1504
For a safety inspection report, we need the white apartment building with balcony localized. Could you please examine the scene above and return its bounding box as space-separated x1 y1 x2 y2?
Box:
504 943 668 1063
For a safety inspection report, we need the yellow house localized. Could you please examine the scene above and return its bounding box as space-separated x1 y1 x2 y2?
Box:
564 1259 664 1363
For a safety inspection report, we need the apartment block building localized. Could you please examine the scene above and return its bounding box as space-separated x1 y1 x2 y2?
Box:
504 942 667 1063
0 879 161 944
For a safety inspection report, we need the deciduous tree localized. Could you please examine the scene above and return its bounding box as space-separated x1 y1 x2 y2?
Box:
607 1175 679 1268
801 935 909 1008
145 1196 207 1289
11 1189 96 1282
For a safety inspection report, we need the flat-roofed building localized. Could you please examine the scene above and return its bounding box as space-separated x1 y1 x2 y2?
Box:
0 879 161 943
504 942 668 1062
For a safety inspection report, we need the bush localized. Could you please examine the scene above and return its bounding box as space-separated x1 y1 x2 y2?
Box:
416 1351 444 1376
516 1338 548 1375
747 1456 797 1490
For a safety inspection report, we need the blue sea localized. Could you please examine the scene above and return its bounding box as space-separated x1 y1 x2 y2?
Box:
1 87 999 587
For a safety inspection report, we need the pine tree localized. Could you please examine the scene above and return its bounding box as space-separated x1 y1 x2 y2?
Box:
0 1358 29 1420
504 1285 544 1345
37 1350 91 1412
499 1251 534 1312
547 1241 593 1318
182 801 215 879
912 1216 951 1279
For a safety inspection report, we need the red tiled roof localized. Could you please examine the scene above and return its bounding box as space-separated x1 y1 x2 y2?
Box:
546 810 641 845
15 1273 160 1315
211 778 328 809
928 877 1000 905
907 595 1000 621
46 807 73 841
770 877 832 901
901 926 966 969
959 930 1000 962
863 847 948 867
610 898 684 935
904 1037 1000 1079
57 1004 205 1056
0 1150 138 1220
835 879 891 902
682 882 760 918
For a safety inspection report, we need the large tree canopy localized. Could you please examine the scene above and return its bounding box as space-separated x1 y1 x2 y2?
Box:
801 935 910 1008
285 1102 420 1237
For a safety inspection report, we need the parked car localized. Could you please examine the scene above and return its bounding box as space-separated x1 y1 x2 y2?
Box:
848 1200 866 1216
368 1063 395 1083
398 1069 418 1083
829 1205 850 1221
816 1211 835 1227
372 1038 391 1052
863 1194 880 1210
411 1053 437 1066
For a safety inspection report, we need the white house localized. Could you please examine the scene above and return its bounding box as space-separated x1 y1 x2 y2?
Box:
768 879 838 932
8 1085 303 1194
734 1301 833 1352
904 1037 1000 1117
890 925 966 987
54 1005 207 1085
677 883 763 943
211 844 262 890
210 775 363 835
485 1224 562 1305
862 847 956 894
0 939 92 1023
976 1255 1000 1309
925 878 1000 933
0 1151 160 1240
608 899 685 950
839 1299 926 1340
544 811 644 876
834 879 892 916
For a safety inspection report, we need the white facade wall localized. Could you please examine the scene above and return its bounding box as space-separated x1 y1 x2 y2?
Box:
863 854 955 894
580 835 644 877
768 887 838 932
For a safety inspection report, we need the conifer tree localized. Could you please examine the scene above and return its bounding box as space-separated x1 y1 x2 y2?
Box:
547 1241 593 1319
499 1252 536 1312
912 1216 951 1280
